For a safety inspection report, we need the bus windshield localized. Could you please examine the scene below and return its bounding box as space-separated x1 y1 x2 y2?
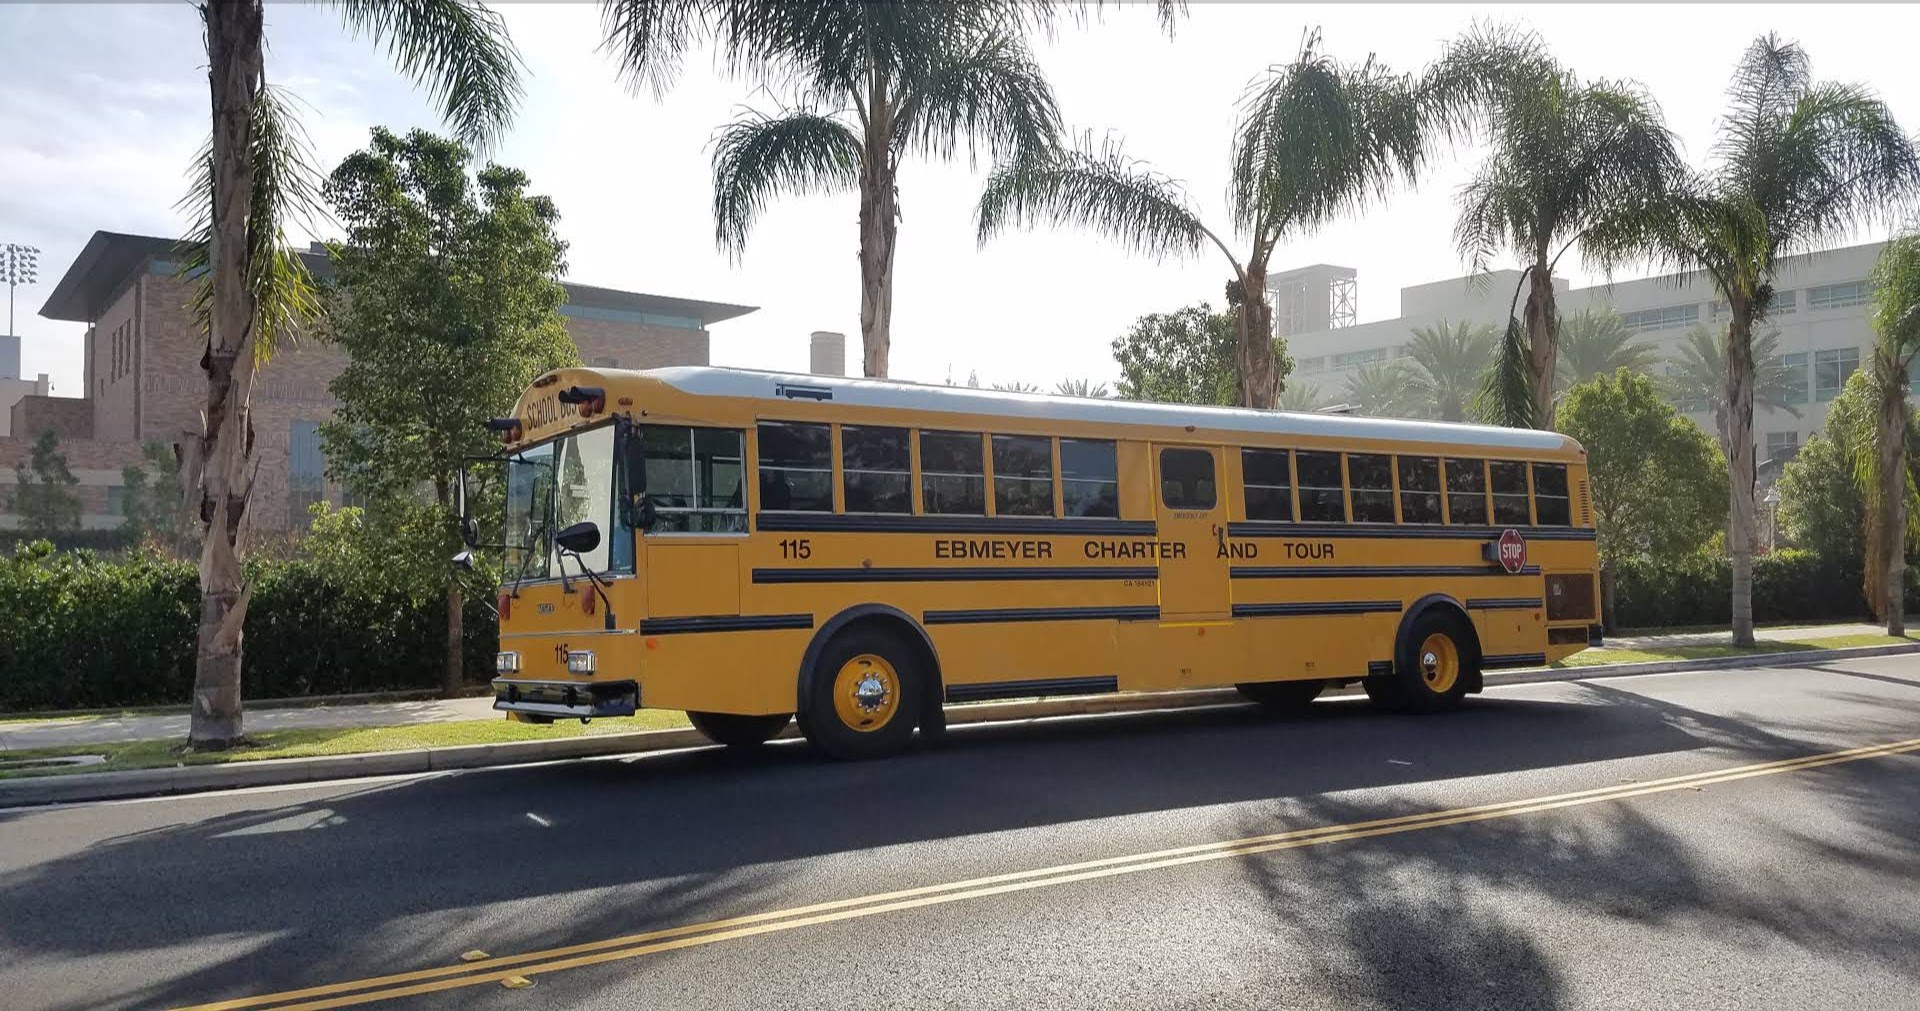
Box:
503 425 617 581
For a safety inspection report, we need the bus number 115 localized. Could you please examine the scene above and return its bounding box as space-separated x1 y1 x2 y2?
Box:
779 538 813 560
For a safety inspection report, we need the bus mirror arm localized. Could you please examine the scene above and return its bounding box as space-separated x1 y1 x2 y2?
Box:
554 548 617 632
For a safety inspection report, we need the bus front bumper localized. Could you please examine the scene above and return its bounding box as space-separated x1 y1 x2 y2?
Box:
492 678 639 719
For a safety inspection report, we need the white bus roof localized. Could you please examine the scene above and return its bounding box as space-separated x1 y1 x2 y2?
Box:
639 366 1579 454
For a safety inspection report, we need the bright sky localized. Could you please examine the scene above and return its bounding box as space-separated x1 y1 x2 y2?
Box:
3 3 1918 398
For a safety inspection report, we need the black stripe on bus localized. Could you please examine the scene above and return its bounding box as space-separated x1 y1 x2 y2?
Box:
1229 522 1596 541
757 513 1157 536
753 566 1157 584
922 605 1161 625
1231 565 1541 579
1231 601 1402 618
945 676 1120 703
638 613 815 636
1466 597 1545 610
1483 652 1548 669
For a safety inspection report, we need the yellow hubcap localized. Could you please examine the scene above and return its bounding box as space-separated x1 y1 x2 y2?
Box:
832 654 900 733
1418 632 1460 693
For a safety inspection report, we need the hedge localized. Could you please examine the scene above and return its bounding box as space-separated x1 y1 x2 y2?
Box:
1609 548 1890 629
0 543 496 712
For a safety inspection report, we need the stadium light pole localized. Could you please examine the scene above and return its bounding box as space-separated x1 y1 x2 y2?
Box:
2 243 41 337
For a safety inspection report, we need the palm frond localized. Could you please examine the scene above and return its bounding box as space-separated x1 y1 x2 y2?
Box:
176 84 325 365
1872 231 1920 358
1555 307 1658 391
976 133 1221 263
892 28 1061 169
1341 360 1420 418
710 109 861 260
1404 318 1497 421
1054 377 1111 398
334 0 523 150
1276 380 1323 412
599 0 712 98
1472 317 1536 428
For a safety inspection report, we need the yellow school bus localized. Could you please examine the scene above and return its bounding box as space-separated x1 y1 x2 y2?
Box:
465 366 1600 759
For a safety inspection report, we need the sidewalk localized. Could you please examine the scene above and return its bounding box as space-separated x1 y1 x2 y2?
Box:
1602 622 1885 651
0 696 498 753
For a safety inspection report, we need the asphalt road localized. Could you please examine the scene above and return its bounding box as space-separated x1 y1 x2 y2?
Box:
3 656 1919 1011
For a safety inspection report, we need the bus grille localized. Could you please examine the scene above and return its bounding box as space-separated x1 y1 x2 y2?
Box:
1576 479 1592 526
1546 573 1597 621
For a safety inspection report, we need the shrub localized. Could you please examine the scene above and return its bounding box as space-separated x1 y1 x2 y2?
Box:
1610 548 1869 629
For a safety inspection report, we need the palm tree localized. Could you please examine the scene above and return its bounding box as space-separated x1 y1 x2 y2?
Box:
1404 319 1494 421
1858 233 1920 634
1661 324 1798 452
1436 25 1682 428
601 3 1091 379
1342 360 1420 418
1555 307 1657 392
1277 381 1324 412
1054 377 1111 398
977 30 1431 409
1604 35 1920 645
991 380 1041 393
185 0 521 749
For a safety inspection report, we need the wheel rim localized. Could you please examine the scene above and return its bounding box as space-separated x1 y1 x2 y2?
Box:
831 654 900 733
1418 632 1460 693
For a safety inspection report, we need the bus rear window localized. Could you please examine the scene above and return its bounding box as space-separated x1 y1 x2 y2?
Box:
1533 464 1571 525
993 435 1054 516
841 425 910 514
758 422 833 512
1348 454 1394 523
1490 461 1531 525
921 431 985 515
1242 448 1292 522
1398 456 1441 525
1296 451 1345 522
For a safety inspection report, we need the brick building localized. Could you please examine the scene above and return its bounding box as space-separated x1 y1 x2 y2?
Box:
2 230 755 532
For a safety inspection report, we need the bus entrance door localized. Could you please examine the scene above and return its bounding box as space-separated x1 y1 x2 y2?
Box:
1151 444 1231 623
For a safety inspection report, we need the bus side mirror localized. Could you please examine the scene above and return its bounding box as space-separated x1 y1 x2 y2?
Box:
459 515 478 548
556 521 601 555
452 549 475 572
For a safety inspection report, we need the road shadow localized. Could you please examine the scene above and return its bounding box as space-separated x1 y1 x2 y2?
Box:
0 673 1914 1010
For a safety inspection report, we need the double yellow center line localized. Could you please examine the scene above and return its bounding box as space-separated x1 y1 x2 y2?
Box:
179 736 1920 1011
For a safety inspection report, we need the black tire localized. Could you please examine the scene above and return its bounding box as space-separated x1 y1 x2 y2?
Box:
1372 609 1476 714
1235 679 1325 712
798 625 927 760
687 711 793 748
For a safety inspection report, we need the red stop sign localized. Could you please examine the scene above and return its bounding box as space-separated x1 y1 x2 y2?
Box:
1497 528 1528 574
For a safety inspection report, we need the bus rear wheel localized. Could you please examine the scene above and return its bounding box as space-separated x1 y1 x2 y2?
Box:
1235 679 1325 712
798 627 925 760
687 711 793 748
1368 611 1475 714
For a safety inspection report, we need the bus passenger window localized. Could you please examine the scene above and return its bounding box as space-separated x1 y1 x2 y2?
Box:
1296 451 1345 522
1491 461 1531 525
993 434 1055 516
1532 463 1572 525
921 431 986 514
1060 439 1119 518
1348 454 1395 523
637 426 747 533
841 425 911 513
1445 458 1487 525
1241 448 1292 521
1398 456 1442 525
1159 448 1216 509
758 421 833 512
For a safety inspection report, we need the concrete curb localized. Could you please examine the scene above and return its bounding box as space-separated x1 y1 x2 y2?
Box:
5 642 1916 808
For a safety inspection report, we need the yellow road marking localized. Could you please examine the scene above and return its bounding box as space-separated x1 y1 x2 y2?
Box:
176 736 1920 1011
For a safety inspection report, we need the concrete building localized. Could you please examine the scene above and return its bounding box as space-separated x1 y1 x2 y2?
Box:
2 230 755 532
1278 240 1891 481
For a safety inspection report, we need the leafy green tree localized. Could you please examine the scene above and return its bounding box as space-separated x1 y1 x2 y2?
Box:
1343 360 1420 419
1555 308 1656 392
1054 377 1110 398
1661 323 1798 453
11 431 81 539
979 30 1431 408
1405 319 1494 422
1558 370 1728 629
319 128 578 697
184 0 524 748
1777 434 1863 568
117 442 185 549
1859 232 1920 633
1436 25 1682 427
1110 303 1240 406
1597 34 1920 646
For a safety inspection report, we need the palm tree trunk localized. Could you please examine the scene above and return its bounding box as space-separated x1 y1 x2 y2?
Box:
1878 358 1907 636
1725 306 1758 647
1235 273 1279 409
858 90 898 379
1524 255 1558 428
445 581 465 697
188 0 265 750
1599 561 1617 635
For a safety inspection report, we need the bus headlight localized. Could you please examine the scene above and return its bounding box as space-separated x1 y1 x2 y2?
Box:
496 651 521 674
566 650 597 675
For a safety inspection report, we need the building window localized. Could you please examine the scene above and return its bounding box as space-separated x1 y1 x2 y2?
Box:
1814 347 1859 402
1444 458 1488 525
1059 439 1119 518
1397 456 1441 525
1808 281 1870 310
1296 451 1345 522
1620 304 1698 332
757 421 834 512
1532 463 1571 526
1781 352 1810 406
840 425 911 514
992 434 1054 516
637 426 747 533
920 431 985 515
288 419 327 528
1296 356 1326 375
1242 448 1293 522
1771 290 1797 315
1490 461 1531 525
106 485 126 517
1332 346 1394 369
1347 453 1395 523
1766 431 1800 466
1158 448 1216 510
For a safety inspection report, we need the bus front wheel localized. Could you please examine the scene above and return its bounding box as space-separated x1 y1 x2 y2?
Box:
1368 610 1475 714
688 711 793 748
798 627 926 760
